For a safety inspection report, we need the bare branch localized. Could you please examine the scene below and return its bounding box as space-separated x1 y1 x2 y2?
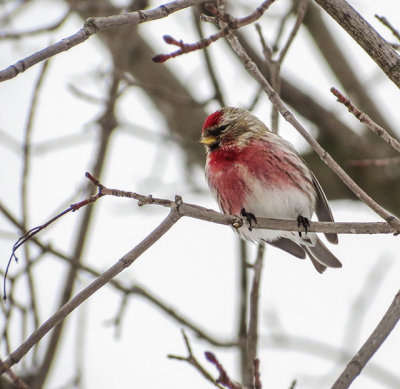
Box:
205 352 242 389
1 196 235 349
331 87 400 154
237 239 249 382
303 3 395 135
135 287 236 348
94 179 398 235
313 0 400 88
192 7 226 106
152 31 226 63
256 0 307 132
221 27 400 232
347 157 400 167
0 358 29 389
276 0 308 65
0 11 70 39
332 289 400 389
253 359 262 389
245 245 264 387
153 0 277 62
168 330 225 389
0 0 208 82
375 15 400 43
0 208 180 375
264 332 400 387
4 171 397 293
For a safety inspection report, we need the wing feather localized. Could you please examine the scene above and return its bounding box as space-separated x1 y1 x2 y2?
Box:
312 173 338 244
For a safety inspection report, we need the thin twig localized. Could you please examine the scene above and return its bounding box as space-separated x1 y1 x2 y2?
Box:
0 0 208 82
0 11 70 39
205 352 242 389
30 73 121 388
153 0 277 62
347 157 400 167
256 0 306 132
331 87 400 154
168 330 225 389
105 294 130 338
192 7 226 106
20 60 50 349
0 358 29 389
237 238 249 382
3 171 398 295
375 15 400 42
136 286 236 348
0 208 180 375
0 197 236 348
277 0 308 65
4 171 398 298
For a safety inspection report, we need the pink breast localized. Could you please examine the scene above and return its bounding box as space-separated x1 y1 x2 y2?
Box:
206 140 304 215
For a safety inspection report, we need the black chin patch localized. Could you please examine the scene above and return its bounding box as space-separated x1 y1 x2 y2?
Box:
208 142 220 151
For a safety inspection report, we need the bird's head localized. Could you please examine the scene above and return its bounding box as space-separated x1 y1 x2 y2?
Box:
199 107 268 151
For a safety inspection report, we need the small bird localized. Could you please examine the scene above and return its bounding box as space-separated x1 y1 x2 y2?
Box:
199 107 341 273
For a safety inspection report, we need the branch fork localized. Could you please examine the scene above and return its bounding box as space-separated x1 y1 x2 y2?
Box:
152 0 277 62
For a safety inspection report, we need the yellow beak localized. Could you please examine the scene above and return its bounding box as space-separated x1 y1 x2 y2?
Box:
198 136 218 147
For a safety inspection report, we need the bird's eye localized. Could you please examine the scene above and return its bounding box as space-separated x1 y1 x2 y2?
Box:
207 124 229 136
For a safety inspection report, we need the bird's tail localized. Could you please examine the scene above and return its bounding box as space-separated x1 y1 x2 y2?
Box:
303 237 342 273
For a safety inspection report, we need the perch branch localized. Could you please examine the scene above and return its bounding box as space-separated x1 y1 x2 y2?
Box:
220 26 400 232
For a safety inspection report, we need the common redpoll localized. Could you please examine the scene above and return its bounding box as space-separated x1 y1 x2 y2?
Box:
199 107 341 273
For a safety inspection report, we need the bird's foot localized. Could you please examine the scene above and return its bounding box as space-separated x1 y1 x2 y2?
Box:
297 215 310 237
241 208 257 231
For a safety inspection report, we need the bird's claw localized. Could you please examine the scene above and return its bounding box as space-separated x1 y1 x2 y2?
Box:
241 208 257 231
297 215 310 237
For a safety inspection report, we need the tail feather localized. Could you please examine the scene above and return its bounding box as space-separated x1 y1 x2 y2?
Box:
304 248 327 273
268 237 306 259
304 237 342 269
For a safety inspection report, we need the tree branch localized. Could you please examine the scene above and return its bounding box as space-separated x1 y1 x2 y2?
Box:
168 330 225 389
0 0 208 82
331 87 400 154
331 289 400 389
221 27 400 232
0 208 180 375
313 0 400 88
245 245 264 387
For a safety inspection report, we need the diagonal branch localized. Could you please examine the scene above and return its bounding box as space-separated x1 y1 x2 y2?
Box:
0 208 180 376
0 0 208 82
331 87 400 154
331 289 400 389
313 0 400 88
221 27 400 232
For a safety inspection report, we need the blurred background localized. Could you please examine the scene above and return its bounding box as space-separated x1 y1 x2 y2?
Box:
0 0 399 388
